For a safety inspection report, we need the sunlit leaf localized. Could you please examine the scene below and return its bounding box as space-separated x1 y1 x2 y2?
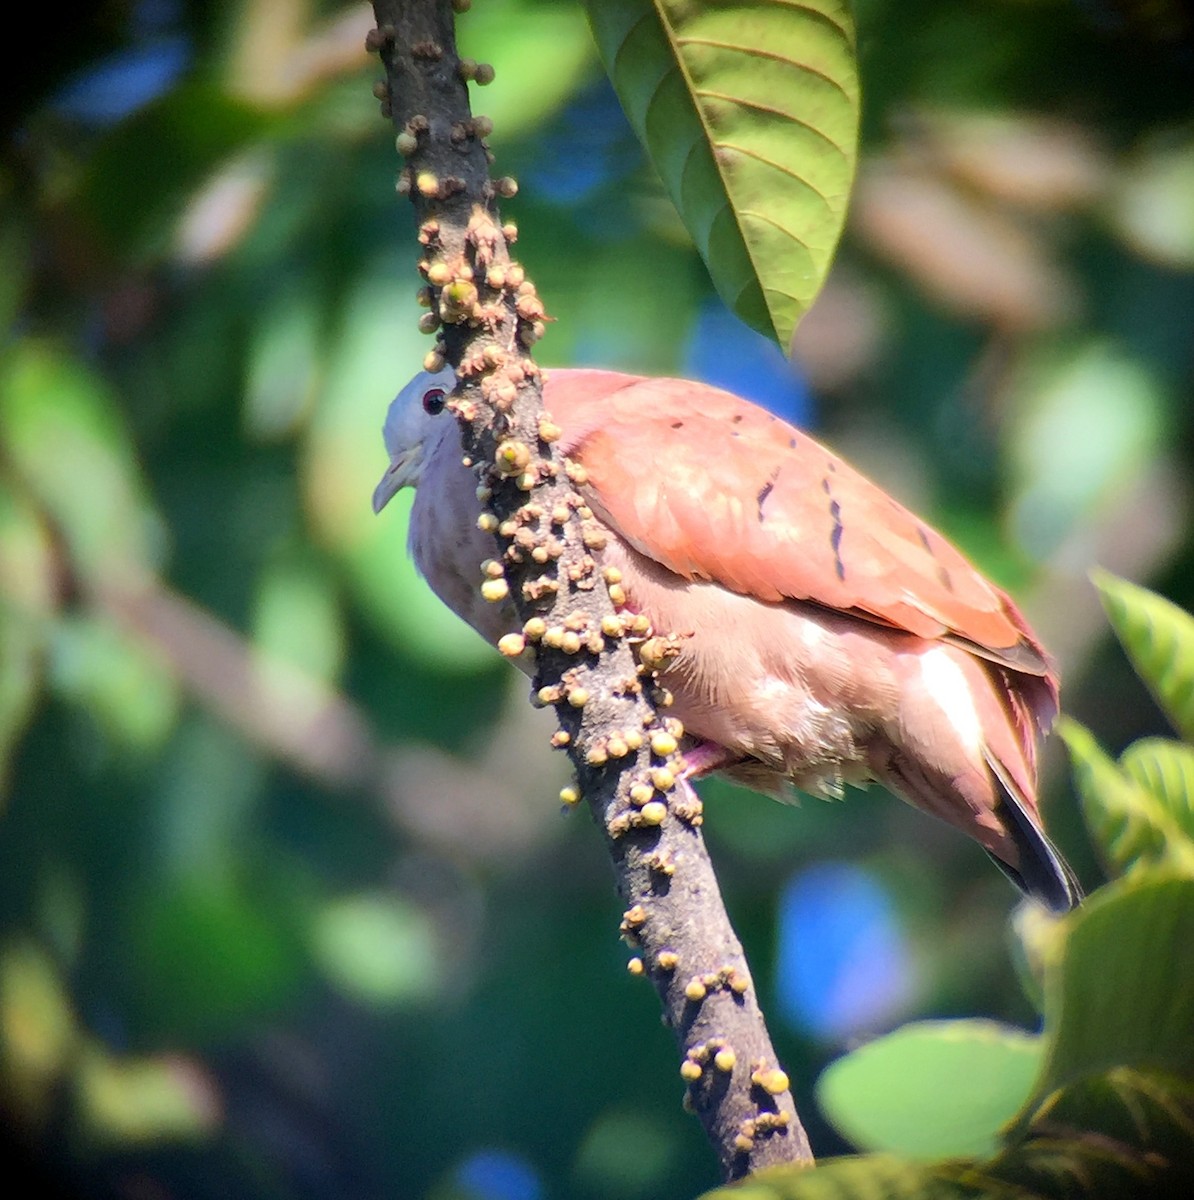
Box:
459 0 597 137
0 938 77 1126
583 0 859 346
1032 874 1194 1105
244 289 321 439
1121 739 1194 839
1093 570 1194 742
310 892 441 1009
1110 132 1194 269
253 550 344 683
574 1108 680 1196
1059 718 1194 877
817 1020 1042 1159
1008 346 1165 563
0 484 55 796
48 614 180 753
74 1042 221 1146
0 340 164 585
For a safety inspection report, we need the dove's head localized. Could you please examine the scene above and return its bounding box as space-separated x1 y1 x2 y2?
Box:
372 366 457 514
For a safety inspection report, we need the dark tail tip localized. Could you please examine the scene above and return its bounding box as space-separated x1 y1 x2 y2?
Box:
990 795 1083 913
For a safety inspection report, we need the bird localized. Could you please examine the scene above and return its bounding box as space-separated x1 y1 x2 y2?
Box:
373 367 1079 912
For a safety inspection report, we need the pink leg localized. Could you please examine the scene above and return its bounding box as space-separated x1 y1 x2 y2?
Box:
680 738 740 780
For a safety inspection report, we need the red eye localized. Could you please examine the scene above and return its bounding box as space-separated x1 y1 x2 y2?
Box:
422 388 446 415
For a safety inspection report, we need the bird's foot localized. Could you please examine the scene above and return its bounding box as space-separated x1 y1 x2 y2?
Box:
679 738 740 780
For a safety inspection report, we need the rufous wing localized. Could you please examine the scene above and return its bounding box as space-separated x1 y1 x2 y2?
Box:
546 371 1051 680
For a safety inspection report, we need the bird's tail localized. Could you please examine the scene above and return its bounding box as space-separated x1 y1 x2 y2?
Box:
985 752 1082 913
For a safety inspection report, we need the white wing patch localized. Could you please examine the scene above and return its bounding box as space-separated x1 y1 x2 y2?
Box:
919 647 983 754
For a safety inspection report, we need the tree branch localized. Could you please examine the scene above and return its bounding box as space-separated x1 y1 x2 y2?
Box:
368 0 813 1179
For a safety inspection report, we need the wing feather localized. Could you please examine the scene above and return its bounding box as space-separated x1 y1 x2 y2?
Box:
545 371 1051 679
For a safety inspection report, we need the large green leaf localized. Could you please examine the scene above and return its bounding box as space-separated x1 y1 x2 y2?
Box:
816 1021 1042 1160
1059 719 1194 877
582 0 859 346
1032 873 1194 1102
709 877 1194 1200
1093 570 1194 741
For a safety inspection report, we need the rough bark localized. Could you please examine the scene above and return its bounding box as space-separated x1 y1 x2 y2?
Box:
368 0 813 1179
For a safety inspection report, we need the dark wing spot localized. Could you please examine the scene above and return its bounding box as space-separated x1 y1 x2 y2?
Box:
756 469 780 522
671 421 683 429
789 437 798 449
732 414 744 424
917 524 954 591
821 475 832 495
829 498 845 581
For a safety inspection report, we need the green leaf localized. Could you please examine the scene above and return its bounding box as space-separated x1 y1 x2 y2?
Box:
1121 739 1194 835
0 340 163 586
74 1043 220 1147
701 1155 984 1200
1032 874 1194 1105
704 1072 1194 1198
1059 718 1194 876
1093 570 1194 741
48 615 179 753
582 0 859 346
458 0 596 137
997 1069 1194 1197
130 879 303 1042
0 483 54 797
817 1020 1042 1159
309 892 442 1009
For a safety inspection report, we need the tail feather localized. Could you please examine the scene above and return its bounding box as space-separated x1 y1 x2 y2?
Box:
986 753 1081 912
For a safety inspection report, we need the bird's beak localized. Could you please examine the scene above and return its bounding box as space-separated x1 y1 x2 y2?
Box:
372 454 413 514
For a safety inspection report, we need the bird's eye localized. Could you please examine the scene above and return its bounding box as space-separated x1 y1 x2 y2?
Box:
422 387 447 415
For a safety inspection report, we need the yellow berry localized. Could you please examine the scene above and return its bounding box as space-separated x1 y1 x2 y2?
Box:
480 579 509 603
497 633 526 657
629 783 653 806
651 731 678 757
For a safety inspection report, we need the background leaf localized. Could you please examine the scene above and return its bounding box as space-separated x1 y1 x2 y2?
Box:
816 1020 1041 1159
582 0 859 346
1121 739 1194 836
1059 718 1194 876
1093 570 1194 742
1032 874 1194 1104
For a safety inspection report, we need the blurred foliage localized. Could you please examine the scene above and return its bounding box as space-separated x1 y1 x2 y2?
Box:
0 1 1192 1198
711 575 1194 1197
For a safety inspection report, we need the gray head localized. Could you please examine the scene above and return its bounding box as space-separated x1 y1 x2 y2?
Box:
372 366 457 514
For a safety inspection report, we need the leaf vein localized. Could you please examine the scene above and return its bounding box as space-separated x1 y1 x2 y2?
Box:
675 37 855 101
698 91 850 159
